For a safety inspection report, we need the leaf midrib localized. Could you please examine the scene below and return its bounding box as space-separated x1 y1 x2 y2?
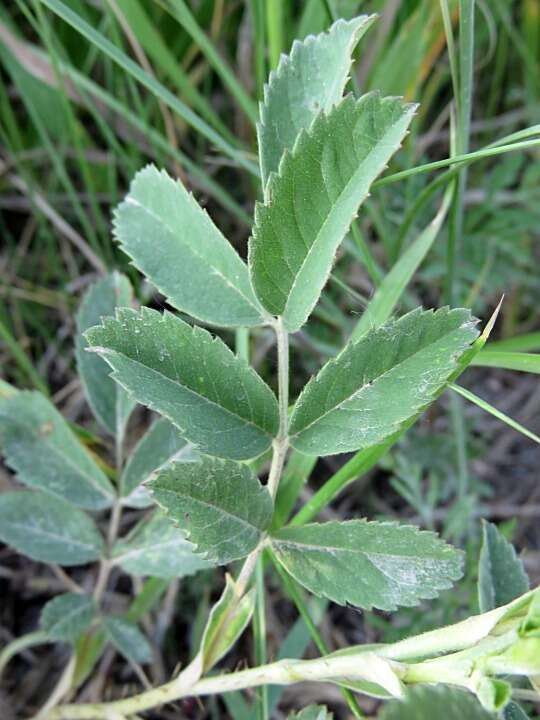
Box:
291 321 470 439
99 347 274 440
282 108 410 320
4 520 100 554
124 197 263 318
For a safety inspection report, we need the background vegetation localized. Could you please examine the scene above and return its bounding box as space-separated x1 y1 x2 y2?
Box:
0 0 539 717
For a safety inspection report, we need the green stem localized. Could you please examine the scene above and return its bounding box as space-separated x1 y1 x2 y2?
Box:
254 559 269 720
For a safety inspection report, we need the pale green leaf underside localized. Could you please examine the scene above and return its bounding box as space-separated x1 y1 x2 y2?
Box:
201 575 256 672
121 417 198 507
258 15 375 188
75 271 135 435
103 616 152 664
114 165 266 327
112 511 210 578
149 455 273 565
288 706 333 720
0 391 114 510
85 307 279 460
250 93 416 331
290 307 479 456
0 491 104 566
478 521 529 613
40 593 95 644
380 686 493 720
271 520 463 611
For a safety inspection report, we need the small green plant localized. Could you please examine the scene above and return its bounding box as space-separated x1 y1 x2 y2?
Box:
0 16 538 720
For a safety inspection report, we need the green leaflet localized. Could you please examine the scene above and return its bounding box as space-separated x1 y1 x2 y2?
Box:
0 391 114 510
289 307 479 456
149 456 273 565
478 521 529 612
103 616 152 664
502 703 529 720
380 686 493 720
258 15 375 189
112 511 210 578
250 94 416 331
288 706 332 720
270 520 463 611
85 307 279 460
41 593 96 644
75 272 135 436
121 417 199 507
114 165 266 327
0 491 104 566
200 575 256 672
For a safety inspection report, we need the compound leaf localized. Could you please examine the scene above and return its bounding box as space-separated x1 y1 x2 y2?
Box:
380 686 493 720
112 511 210 578
103 616 152 664
290 307 479 456
0 391 114 510
250 94 416 331
114 165 266 327
0 491 104 566
478 521 529 613
75 272 135 436
121 417 198 507
149 455 273 565
258 15 375 188
270 520 463 611
41 593 95 644
85 307 279 460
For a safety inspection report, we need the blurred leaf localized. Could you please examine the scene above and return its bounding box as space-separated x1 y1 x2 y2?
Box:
250 94 416 331
41 593 95 644
121 417 198 508
0 491 103 566
380 686 493 719
85 307 279 461
289 308 479 456
103 616 152 664
0 391 114 509
288 706 332 720
112 511 210 578
478 521 529 612
150 456 273 565
258 15 375 187
502 702 530 720
75 272 135 437
270 520 463 610
114 166 266 328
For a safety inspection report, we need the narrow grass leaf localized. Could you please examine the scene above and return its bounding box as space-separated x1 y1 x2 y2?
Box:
451 384 540 445
478 521 529 613
250 94 416 330
112 511 210 579
271 520 463 611
41 593 95 644
114 166 266 327
149 456 273 564
103 616 152 664
0 491 104 566
471 350 540 374
352 193 451 340
258 15 375 188
76 272 135 436
0 391 114 509
85 308 279 460
290 308 479 456
121 417 198 508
